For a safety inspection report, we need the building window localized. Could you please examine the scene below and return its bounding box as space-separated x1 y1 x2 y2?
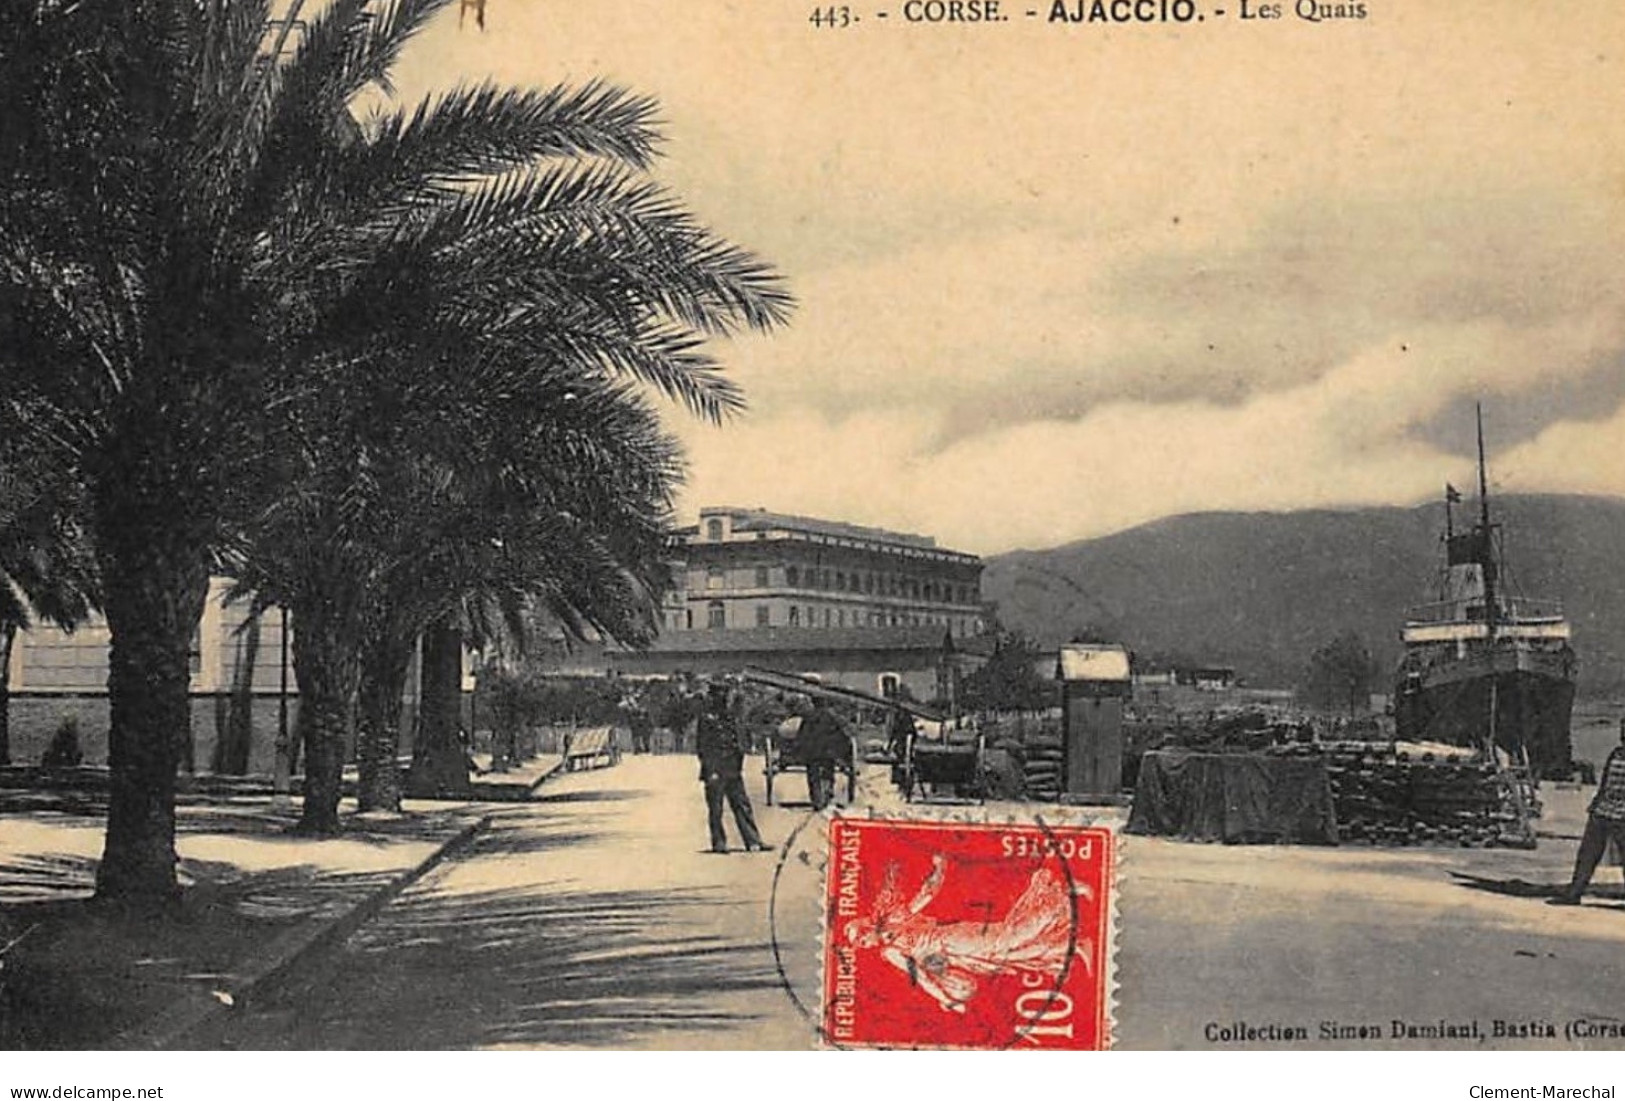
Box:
787 565 800 587
706 518 724 541
879 673 901 698
864 573 875 594
707 601 725 629
755 565 770 588
837 609 846 627
756 604 771 627
685 608 693 630
836 571 846 591
706 565 725 591
789 606 800 626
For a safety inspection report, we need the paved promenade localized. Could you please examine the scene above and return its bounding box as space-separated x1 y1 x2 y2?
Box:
203 755 825 1050
6 751 1625 1051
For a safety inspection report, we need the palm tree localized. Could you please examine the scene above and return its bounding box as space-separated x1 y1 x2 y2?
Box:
0 0 788 902
371 379 684 810
236 353 690 826
0 450 98 766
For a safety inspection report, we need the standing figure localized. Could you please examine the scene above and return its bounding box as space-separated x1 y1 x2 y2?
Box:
621 689 653 754
886 706 916 786
696 681 768 854
798 696 851 811
1549 717 1625 905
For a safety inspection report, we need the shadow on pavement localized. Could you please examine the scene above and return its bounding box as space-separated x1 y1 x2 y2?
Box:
0 852 99 904
530 789 648 806
1449 870 1625 901
203 877 783 1049
0 859 406 1050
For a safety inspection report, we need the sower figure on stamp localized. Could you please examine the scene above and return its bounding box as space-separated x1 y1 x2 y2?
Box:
846 854 1091 1015
797 694 851 811
1549 717 1625 905
696 680 768 854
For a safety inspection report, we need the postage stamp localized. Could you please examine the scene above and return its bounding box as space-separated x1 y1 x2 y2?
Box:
820 816 1115 1050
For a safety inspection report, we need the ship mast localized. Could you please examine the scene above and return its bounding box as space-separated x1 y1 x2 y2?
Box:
1476 403 1497 636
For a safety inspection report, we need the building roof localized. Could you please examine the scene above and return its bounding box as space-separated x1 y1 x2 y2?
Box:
680 506 980 566
624 625 958 656
1057 644 1132 682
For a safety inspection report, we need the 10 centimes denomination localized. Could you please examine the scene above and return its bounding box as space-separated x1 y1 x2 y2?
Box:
821 816 1115 1049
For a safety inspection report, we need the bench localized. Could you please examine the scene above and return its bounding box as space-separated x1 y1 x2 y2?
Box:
562 726 621 772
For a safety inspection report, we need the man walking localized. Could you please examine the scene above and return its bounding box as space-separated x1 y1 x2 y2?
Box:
1549 717 1625 905
798 695 851 811
621 688 654 754
696 680 768 854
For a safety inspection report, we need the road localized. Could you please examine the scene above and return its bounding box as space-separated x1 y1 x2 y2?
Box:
207 755 830 1050
206 754 1625 1050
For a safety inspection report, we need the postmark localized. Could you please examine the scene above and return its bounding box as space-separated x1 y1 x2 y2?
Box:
819 815 1115 1050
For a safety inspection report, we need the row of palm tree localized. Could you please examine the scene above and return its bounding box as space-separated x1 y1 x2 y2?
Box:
0 0 790 906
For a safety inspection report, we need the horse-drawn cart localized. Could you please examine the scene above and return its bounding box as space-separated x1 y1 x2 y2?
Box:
744 669 949 805
898 721 986 804
762 715 857 806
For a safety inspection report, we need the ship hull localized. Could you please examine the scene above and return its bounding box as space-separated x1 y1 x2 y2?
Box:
1394 646 1576 777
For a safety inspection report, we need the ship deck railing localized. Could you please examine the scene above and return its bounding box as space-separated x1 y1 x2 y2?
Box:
1403 595 1566 626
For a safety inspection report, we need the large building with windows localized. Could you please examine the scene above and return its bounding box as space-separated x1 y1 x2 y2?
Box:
610 507 987 700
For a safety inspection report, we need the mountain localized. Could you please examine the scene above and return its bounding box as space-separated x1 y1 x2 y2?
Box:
983 494 1625 698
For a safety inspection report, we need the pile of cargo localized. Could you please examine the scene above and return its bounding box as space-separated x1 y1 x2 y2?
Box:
1020 728 1064 801
1270 741 1537 848
970 714 1065 801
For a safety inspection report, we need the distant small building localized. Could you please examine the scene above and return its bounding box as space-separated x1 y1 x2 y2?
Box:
1182 666 1237 691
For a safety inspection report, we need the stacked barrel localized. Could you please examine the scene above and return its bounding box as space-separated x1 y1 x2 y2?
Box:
1272 742 1536 848
1021 728 1065 801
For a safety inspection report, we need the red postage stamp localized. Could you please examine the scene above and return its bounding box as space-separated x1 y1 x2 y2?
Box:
821 816 1114 1050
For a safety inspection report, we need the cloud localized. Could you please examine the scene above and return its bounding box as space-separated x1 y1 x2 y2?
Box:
680 308 1625 553
712 183 1625 471
388 0 1625 553
1499 403 1625 498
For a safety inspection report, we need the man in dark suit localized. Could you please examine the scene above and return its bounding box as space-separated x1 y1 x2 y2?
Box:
696 680 768 854
798 695 852 811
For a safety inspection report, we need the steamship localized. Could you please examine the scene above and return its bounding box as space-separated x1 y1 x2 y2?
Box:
1393 410 1578 778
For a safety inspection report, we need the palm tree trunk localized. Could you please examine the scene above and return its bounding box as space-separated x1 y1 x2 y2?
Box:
0 620 14 767
356 631 412 812
93 526 211 909
291 604 360 834
406 616 472 798
217 610 260 775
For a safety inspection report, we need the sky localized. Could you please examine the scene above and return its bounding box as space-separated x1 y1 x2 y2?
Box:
389 0 1625 554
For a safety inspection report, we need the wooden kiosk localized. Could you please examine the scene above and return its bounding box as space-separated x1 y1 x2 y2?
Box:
1057 644 1131 804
